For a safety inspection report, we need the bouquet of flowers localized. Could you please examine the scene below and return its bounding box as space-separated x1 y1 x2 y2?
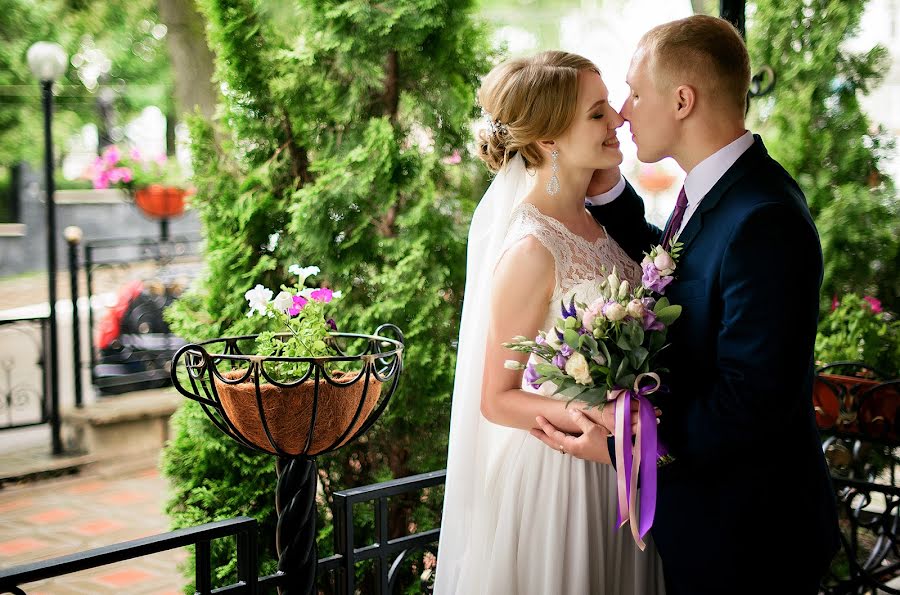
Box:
503 242 683 548
242 264 343 382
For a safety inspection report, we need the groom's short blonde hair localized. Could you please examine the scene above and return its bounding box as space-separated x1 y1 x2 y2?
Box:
639 15 750 117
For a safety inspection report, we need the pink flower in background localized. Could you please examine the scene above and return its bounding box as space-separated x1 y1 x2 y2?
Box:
441 149 462 165
154 154 168 166
129 148 142 161
101 145 120 167
863 296 883 313
93 170 111 189
831 295 839 312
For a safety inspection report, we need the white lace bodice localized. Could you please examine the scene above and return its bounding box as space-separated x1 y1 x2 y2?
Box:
501 202 642 398
501 202 641 307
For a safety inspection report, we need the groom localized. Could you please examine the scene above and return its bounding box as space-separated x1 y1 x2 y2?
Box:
532 15 840 595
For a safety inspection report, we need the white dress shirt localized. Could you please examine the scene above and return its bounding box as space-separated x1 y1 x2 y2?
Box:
586 131 755 237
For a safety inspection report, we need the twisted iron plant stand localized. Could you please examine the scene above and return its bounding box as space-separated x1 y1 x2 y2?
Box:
170 324 404 594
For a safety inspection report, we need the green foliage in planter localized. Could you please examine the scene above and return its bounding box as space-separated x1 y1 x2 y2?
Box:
162 0 494 589
748 0 900 312
815 294 900 378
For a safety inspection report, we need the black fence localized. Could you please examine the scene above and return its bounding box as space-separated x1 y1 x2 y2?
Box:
0 470 445 594
0 316 53 439
78 235 203 395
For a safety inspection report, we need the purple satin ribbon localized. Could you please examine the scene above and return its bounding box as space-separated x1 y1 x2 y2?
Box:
611 375 666 550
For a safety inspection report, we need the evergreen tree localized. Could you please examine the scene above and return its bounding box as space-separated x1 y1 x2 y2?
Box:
163 0 493 589
747 0 899 311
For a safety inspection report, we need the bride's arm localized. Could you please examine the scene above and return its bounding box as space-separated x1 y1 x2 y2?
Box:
479 236 583 434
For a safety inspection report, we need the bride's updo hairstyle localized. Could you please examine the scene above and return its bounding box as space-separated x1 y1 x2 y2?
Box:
477 50 599 173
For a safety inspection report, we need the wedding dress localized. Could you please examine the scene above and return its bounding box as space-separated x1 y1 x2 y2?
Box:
436 155 666 595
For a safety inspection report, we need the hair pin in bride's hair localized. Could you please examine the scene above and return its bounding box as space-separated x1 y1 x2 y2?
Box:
482 108 508 137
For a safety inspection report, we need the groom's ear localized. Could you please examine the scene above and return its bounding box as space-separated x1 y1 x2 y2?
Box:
673 85 696 120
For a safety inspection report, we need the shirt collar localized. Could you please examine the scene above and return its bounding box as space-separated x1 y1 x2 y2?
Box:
683 130 754 207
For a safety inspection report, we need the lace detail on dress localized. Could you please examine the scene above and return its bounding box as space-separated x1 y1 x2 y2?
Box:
501 202 641 303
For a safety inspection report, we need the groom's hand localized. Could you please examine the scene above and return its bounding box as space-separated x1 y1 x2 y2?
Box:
532 411 612 464
586 167 622 197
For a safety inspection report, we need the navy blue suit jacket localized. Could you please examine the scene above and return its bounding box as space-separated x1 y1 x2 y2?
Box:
589 137 839 594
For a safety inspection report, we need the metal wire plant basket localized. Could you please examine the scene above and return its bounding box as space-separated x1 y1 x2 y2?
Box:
169 323 404 457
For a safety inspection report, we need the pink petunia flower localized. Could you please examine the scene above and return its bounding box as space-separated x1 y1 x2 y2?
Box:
310 288 333 303
288 295 307 316
863 296 883 313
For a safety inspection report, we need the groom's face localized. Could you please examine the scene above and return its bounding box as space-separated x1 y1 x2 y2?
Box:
621 51 677 163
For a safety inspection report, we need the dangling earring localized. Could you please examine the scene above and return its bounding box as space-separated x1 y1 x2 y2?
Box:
546 149 560 196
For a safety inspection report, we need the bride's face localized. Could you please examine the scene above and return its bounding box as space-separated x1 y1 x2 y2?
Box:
554 71 625 171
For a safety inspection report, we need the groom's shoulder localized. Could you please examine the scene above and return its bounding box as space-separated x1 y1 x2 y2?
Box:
725 154 809 217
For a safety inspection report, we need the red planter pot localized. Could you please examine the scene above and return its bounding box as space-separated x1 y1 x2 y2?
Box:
133 185 188 219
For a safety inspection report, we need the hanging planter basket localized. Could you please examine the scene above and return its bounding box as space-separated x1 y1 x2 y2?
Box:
813 362 900 441
133 184 188 220
170 325 403 457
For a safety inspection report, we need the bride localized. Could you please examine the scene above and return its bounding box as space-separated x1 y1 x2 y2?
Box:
434 51 665 594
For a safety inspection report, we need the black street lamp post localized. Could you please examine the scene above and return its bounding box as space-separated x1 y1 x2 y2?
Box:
27 41 68 455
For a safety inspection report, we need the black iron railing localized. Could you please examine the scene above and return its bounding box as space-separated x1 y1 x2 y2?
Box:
0 517 260 595
0 317 51 438
0 470 445 594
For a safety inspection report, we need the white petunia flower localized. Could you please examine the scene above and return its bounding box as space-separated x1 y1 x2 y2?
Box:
245 284 273 317
288 264 320 285
272 291 293 314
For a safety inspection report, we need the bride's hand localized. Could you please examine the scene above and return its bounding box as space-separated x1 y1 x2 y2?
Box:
586 167 622 197
532 411 612 464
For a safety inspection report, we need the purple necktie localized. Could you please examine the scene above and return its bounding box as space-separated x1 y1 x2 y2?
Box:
661 186 688 249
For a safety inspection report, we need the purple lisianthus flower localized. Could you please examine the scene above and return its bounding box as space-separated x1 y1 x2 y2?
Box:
524 363 541 389
560 344 574 357
535 335 547 346
642 309 665 332
560 296 577 319
552 353 568 370
310 288 334 303
641 262 673 294
288 295 307 316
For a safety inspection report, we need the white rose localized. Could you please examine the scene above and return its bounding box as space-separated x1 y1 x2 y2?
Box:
604 302 626 322
654 251 676 276
565 352 593 385
272 291 293 313
626 299 645 319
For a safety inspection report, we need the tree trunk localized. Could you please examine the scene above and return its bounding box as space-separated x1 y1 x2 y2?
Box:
157 0 218 121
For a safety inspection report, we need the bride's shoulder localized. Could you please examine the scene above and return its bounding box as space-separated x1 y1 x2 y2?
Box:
493 234 555 296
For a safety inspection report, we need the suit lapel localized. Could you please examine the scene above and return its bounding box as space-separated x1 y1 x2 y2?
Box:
674 135 768 253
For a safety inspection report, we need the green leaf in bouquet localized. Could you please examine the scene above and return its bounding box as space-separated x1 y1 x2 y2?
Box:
656 305 682 325
535 363 563 378
563 328 581 348
557 383 588 399
616 333 633 351
626 320 645 347
654 297 671 313
618 373 636 389
615 357 630 385
578 387 609 407
581 333 599 355
598 341 611 364
649 330 666 352
630 346 649 369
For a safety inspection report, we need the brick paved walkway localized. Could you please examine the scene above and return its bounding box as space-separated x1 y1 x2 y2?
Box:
0 466 186 594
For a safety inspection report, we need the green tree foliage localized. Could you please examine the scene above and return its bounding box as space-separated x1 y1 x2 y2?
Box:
0 0 172 168
747 0 900 311
163 0 493 589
